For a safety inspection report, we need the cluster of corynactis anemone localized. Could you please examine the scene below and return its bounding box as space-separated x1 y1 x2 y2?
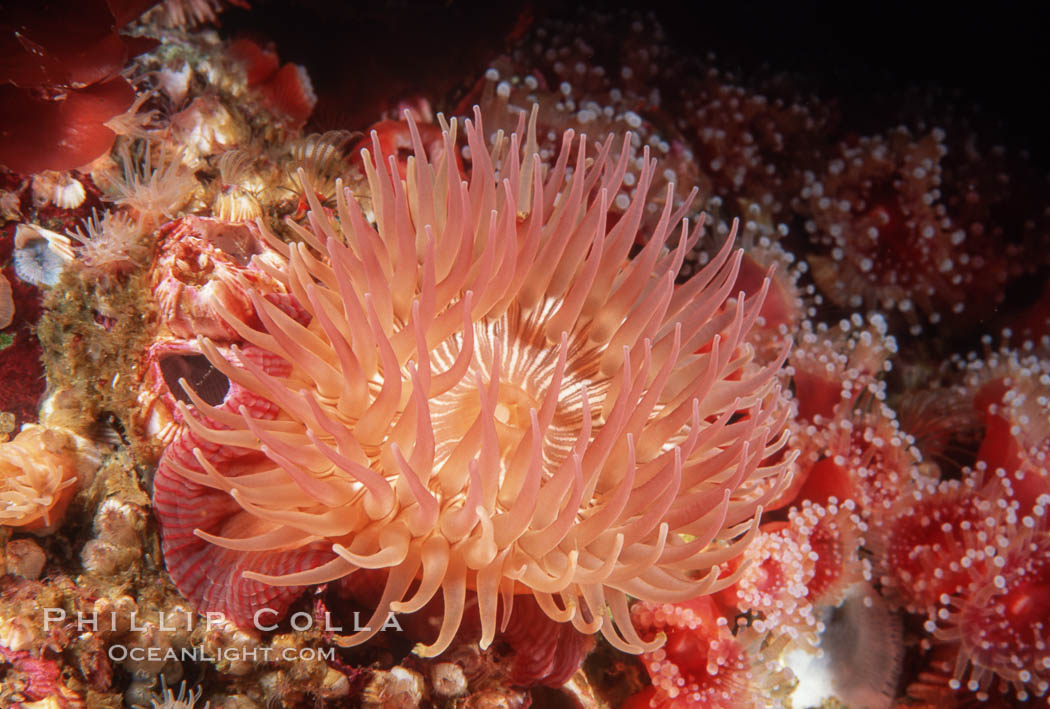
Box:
626 595 793 709
3 2 1050 707
799 127 1019 334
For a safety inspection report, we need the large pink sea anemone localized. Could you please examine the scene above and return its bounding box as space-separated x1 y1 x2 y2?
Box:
152 108 793 657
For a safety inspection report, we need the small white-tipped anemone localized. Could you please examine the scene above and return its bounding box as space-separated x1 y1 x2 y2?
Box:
172 106 794 657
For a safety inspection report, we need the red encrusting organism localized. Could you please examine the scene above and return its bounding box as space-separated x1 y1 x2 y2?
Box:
227 37 317 126
0 0 156 174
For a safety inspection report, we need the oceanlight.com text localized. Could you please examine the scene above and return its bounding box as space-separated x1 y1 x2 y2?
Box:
106 644 337 663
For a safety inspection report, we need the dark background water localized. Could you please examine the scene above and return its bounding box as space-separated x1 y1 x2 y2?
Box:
220 0 1050 168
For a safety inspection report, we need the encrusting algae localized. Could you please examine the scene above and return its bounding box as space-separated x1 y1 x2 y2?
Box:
1 2 1049 708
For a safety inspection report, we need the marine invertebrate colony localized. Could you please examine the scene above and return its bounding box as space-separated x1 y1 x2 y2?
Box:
152 108 793 657
628 595 790 708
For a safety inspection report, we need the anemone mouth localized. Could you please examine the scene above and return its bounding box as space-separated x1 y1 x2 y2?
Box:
427 298 610 477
